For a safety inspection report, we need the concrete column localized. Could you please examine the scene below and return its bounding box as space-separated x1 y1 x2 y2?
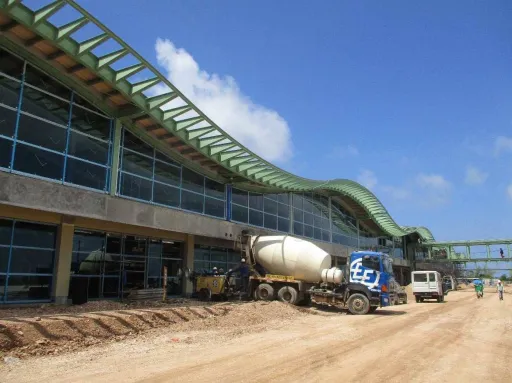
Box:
183 234 195 296
53 223 74 305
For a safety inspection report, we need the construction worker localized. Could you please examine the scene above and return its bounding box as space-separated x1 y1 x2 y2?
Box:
474 281 483 298
212 267 219 276
496 281 504 301
228 258 250 297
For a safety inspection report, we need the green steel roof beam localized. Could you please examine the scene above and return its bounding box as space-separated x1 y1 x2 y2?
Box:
187 126 214 140
97 49 128 68
56 17 88 41
238 161 263 172
32 1 65 26
229 156 253 167
219 150 245 162
114 63 145 82
175 116 203 131
163 106 192 121
209 142 235 155
199 136 225 148
146 92 177 110
130 78 161 95
77 33 109 55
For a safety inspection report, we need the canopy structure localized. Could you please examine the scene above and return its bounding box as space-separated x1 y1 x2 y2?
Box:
0 0 435 241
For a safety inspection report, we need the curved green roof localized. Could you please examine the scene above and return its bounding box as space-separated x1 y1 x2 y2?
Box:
0 0 435 242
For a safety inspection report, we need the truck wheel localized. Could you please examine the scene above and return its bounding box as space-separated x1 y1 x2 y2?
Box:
415 296 420 303
198 288 211 301
256 283 274 301
347 293 370 315
277 286 299 305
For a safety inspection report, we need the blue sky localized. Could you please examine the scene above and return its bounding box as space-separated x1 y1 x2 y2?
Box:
59 1 512 242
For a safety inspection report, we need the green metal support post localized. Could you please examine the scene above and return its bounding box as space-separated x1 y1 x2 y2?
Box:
109 119 122 196
486 245 491 259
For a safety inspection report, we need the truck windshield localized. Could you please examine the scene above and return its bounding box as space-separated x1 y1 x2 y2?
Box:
362 255 380 271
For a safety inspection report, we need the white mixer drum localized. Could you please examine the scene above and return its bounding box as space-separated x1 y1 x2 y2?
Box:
251 235 331 283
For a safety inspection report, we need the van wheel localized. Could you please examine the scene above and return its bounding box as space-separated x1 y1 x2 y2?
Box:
347 293 370 315
277 286 299 305
256 283 274 301
415 296 420 303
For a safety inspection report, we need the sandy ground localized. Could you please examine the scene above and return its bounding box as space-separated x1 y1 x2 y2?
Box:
2 291 511 383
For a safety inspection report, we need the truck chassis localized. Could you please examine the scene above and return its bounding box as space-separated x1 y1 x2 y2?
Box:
249 274 381 315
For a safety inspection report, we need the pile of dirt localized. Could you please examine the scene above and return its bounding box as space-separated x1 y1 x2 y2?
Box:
0 304 229 358
0 301 307 359
0 298 203 319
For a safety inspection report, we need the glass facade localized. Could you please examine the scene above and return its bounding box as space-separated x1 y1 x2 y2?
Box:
0 218 56 303
0 48 113 192
118 129 226 218
292 193 331 242
0 45 406 301
69 229 183 300
194 245 240 273
231 189 291 233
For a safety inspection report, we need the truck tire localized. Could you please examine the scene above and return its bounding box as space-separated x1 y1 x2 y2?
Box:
277 286 299 305
347 293 370 315
256 283 274 301
198 288 211 301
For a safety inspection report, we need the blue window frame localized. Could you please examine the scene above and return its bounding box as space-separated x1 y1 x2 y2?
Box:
0 218 56 303
0 47 113 193
118 128 226 219
231 188 291 234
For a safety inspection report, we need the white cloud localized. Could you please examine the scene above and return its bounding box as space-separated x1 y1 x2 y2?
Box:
416 173 451 191
153 38 293 163
382 185 410 200
327 145 359 159
357 169 378 190
494 136 512 156
507 184 512 200
464 166 488 185
415 173 451 206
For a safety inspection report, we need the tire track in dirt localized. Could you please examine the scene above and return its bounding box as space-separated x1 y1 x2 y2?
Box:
143 294 475 383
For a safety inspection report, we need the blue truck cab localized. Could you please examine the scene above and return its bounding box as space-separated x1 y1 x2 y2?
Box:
349 251 396 308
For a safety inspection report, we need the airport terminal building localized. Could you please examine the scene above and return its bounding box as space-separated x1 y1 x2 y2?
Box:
0 1 434 304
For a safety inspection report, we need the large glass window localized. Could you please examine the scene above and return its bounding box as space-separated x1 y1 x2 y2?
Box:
331 199 359 247
69 230 183 300
293 193 330 241
231 188 290 233
118 128 225 218
0 218 56 303
0 48 112 192
194 245 240 273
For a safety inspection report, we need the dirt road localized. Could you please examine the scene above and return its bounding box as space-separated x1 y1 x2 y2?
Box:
2 291 511 382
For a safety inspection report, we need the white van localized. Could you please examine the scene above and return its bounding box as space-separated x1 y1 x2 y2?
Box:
411 271 445 303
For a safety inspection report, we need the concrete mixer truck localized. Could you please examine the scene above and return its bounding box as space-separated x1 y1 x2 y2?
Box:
233 233 398 315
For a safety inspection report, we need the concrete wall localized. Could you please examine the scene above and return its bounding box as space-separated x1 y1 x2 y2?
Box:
0 172 412 268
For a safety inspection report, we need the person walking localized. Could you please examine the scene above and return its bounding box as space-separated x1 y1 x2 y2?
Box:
496 281 504 301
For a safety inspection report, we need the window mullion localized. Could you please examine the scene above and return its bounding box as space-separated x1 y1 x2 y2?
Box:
9 60 27 170
62 91 74 183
